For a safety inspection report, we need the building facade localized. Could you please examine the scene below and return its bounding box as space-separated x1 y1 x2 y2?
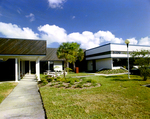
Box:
85 43 150 72
0 38 46 81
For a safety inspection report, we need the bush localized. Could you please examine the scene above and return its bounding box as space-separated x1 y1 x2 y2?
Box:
47 77 53 82
56 77 62 82
66 84 72 88
91 83 97 87
39 78 48 86
75 84 83 88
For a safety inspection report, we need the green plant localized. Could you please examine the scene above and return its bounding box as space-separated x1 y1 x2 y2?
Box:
66 84 72 88
58 84 65 88
75 84 83 88
91 83 97 87
56 77 62 82
47 77 53 82
70 80 75 85
39 78 48 86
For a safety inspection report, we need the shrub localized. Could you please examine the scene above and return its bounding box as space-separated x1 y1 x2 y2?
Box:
66 84 72 88
70 80 75 85
75 84 83 88
47 77 53 82
91 83 97 87
39 78 48 86
56 77 62 82
74 78 80 82
58 84 65 88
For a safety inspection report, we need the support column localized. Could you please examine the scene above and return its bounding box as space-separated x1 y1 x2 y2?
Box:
15 58 18 82
48 61 50 71
29 61 31 74
21 61 23 76
18 58 20 80
111 58 113 70
36 58 40 81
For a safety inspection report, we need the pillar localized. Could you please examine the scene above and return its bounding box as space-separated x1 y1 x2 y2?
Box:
29 61 31 74
48 61 50 71
15 58 18 82
18 58 20 80
36 58 40 81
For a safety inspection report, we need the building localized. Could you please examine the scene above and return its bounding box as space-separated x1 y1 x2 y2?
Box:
1 38 150 82
40 48 64 73
0 38 46 82
85 43 150 72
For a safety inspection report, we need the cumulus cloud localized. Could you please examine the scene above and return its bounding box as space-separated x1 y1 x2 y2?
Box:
47 0 66 9
26 13 35 22
1 22 150 49
0 22 39 39
138 37 150 45
38 24 67 45
128 38 138 45
37 24 124 49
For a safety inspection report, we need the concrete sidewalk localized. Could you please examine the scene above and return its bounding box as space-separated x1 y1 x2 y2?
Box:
0 74 45 119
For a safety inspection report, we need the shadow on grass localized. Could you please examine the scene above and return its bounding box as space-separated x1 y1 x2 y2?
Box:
105 75 143 81
111 78 143 81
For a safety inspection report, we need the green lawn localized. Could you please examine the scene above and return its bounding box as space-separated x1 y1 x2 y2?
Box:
0 82 18 103
40 74 150 119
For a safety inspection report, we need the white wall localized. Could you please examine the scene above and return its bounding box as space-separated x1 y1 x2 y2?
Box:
96 58 113 70
110 44 150 52
54 61 63 71
87 60 93 71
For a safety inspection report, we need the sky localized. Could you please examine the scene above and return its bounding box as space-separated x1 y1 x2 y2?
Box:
0 0 150 49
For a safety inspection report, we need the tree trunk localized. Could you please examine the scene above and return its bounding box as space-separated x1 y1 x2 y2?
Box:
63 61 67 78
73 62 76 72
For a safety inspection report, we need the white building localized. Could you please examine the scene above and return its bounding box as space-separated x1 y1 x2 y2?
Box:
85 43 150 71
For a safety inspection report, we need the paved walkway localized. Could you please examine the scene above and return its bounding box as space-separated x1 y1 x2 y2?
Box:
0 74 45 119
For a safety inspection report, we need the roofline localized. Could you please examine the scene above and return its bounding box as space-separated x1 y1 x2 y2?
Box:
0 37 46 42
86 43 150 52
0 54 46 56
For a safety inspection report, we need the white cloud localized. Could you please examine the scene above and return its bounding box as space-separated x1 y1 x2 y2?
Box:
128 38 138 45
26 13 35 22
47 0 66 9
138 37 150 45
72 16 75 19
0 22 39 39
2 22 150 49
38 24 67 45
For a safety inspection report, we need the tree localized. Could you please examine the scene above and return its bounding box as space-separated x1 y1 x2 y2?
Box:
57 42 84 77
131 50 150 81
69 42 84 72
57 42 72 77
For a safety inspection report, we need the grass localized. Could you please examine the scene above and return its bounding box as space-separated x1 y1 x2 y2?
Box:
0 82 18 103
66 72 94 77
40 74 150 119
97 69 128 74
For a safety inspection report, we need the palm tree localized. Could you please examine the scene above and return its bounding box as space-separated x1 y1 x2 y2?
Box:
57 42 72 77
57 42 84 77
69 43 84 72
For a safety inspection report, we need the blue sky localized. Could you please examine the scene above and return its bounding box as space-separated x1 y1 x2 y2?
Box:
0 0 150 49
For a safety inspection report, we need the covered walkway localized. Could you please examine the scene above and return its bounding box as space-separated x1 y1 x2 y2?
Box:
0 74 45 119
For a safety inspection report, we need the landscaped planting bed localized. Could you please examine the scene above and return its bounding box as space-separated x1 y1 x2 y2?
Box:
38 75 100 89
